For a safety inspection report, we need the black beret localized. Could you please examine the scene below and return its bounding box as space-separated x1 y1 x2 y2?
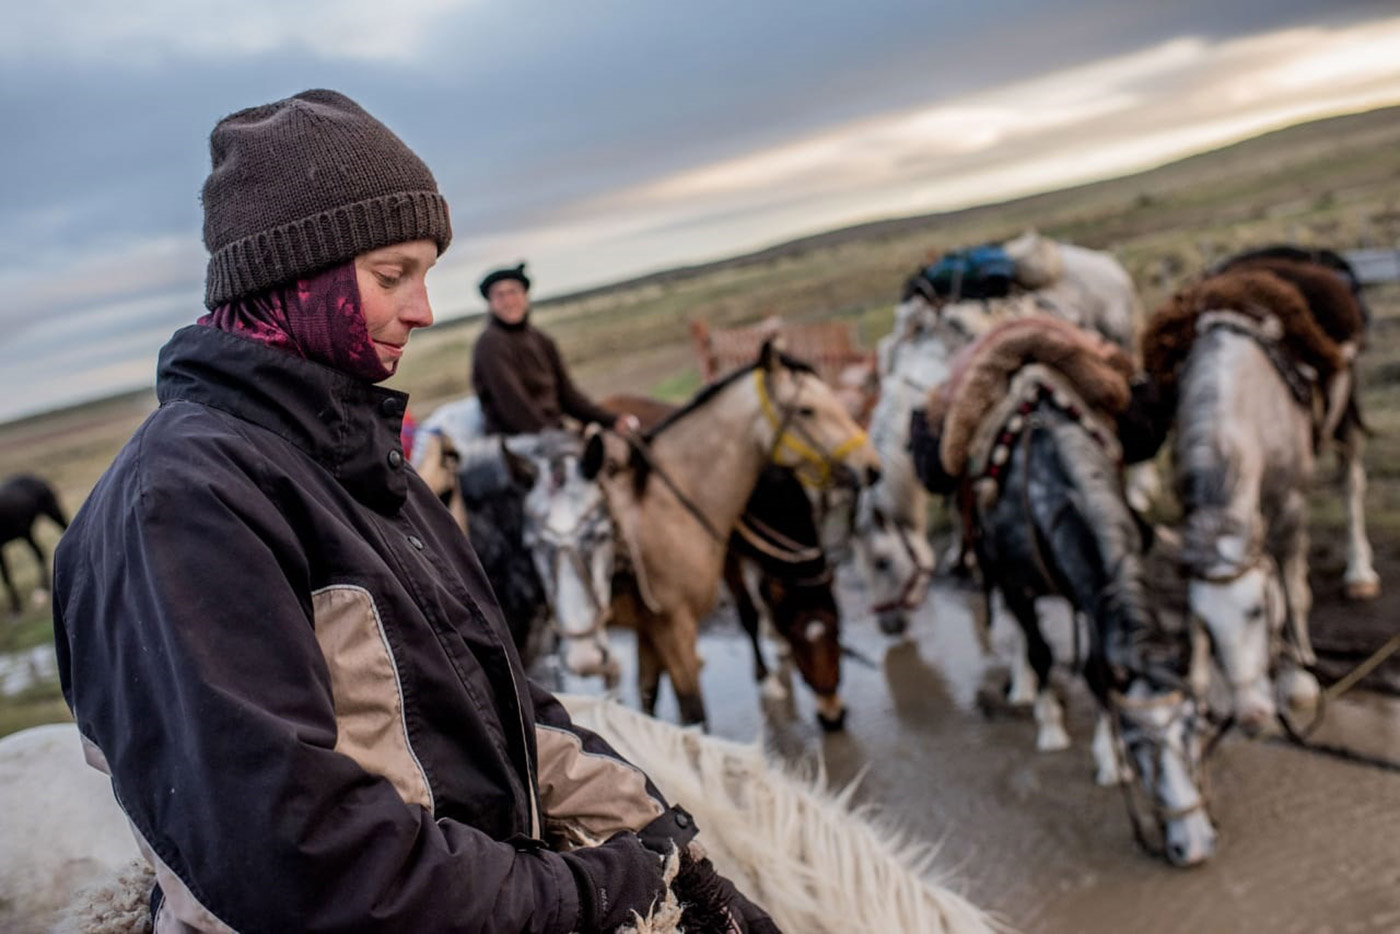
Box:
479 263 530 299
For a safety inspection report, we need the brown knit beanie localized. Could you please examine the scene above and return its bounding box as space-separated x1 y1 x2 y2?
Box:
201 89 452 309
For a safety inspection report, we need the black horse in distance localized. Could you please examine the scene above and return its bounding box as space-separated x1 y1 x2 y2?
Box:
0 475 68 615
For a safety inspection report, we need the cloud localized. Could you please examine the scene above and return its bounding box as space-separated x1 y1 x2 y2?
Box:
3 0 471 65
528 17 1400 277
2 3 1396 420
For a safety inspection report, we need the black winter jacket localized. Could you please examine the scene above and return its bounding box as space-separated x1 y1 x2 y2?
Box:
54 326 684 933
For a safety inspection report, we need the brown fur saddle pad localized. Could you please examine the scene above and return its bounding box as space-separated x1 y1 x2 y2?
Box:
1142 261 1363 400
927 315 1134 477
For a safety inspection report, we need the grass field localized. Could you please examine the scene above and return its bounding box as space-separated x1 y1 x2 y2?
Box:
2 104 1399 736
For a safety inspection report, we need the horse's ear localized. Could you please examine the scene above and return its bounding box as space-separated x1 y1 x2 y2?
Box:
435 431 461 468
501 439 539 489
580 426 606 481
758 338 780 372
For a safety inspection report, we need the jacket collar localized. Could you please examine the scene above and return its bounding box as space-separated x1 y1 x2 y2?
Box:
488 311 531 333
157 325 410 513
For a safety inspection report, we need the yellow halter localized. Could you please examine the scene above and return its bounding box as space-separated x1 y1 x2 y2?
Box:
753 369 867 489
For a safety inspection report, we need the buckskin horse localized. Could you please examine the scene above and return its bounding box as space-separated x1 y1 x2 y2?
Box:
605 394 851 731
0 475 68 615
588 342 879 728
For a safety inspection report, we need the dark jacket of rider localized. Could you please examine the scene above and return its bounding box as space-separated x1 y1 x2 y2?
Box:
52 89 773 934
472 314 618 436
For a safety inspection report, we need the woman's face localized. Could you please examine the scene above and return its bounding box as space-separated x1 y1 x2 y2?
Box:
355 239 438 374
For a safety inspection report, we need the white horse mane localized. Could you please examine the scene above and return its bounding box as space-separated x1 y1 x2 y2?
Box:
15 703 995 933
561 694 999 934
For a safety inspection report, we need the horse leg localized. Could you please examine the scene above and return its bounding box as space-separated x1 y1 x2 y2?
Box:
724 554 769 685
635 615 664 718
1279 491 1316 668
0 550 19 616
1338 424 1380 600
1091 710 1131 787
652 608 707 729
23 534 51 595
1278 493 1321 718
1005 590 1068 752
1005 618 1038 708
1124 462 1161 515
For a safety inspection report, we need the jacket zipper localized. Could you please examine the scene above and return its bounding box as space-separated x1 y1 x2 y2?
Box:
501 657 541 838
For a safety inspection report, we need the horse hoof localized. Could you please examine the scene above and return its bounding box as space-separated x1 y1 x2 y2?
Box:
760 674 790 702
1344 578 1381 601
1036 727 1071 752
1095 765 1130 787
817 708 847 732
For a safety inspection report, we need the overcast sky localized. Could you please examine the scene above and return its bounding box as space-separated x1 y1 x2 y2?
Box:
3 1 1399 421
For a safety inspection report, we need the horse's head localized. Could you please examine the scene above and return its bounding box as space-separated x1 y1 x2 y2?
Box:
851 495 933 636
1184 526 1287 735
521 430 620 687
760 574 846 730
1113 680 1218 867
414 430 467 532
754 340 881 490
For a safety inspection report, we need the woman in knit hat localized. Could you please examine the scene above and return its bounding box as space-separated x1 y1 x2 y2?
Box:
53 89 775 934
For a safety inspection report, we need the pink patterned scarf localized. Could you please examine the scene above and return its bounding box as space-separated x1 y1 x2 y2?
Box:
198 261 391 383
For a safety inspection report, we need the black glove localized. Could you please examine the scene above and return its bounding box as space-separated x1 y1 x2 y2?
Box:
560 832 667 934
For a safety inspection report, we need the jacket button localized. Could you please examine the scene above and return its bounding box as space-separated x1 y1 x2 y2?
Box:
387 449 404 469
381 397 402 416
407 534 424 550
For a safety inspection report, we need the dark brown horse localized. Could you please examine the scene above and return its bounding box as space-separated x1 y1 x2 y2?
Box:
0 475 68 615
604 394 849 730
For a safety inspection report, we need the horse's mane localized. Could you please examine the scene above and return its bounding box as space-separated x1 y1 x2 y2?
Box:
1020 414 1162 682
642 353 816 442
560 693 999 934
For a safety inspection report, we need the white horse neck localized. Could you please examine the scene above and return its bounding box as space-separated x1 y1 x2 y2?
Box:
1177 328 1312 518
868 333 959 525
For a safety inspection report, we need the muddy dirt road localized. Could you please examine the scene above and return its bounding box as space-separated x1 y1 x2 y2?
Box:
560 566 1400 934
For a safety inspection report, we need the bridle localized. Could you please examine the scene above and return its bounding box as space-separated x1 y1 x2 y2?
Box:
1108 688 1216 861
753 368 868 491
618 363 870 553
526 491 615 641
867 518 936 616
1184 532 1311 683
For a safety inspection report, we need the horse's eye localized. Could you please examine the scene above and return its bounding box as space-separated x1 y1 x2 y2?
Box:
798 406 816 418
1246 604 1265 621
873 556 892 573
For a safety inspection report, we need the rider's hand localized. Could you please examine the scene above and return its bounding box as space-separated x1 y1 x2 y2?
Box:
671 846 782 934
561 831 666 934
614 413 641 434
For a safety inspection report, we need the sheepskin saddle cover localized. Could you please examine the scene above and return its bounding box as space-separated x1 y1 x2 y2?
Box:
927 315 1134 476
1142 261 1362 398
